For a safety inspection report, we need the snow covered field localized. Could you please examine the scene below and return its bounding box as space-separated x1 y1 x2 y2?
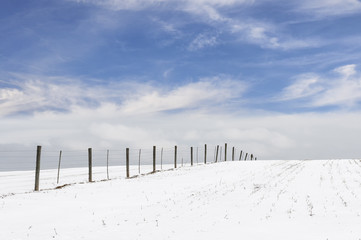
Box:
1 160 361 239
0 164 171 196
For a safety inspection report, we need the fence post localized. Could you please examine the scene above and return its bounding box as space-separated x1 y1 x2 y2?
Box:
224 143 227 161
216 145 219 162
34 145 41 191
174 145 177 168
232 147 235 161
126 148 130 178
153 146 156 173
204 144 207 164
244 153 248 161
191 147 193 166
57 150 62 184
88 148 93 182
239 150 243 161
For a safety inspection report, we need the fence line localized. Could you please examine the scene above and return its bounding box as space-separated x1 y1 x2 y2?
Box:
0 143 257 195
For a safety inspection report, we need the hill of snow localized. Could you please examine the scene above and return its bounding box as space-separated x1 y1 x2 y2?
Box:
1 160 361 239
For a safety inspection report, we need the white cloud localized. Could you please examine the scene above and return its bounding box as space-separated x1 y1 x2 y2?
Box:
2 103 361 160
249 27 268 40
0 74 246 117
278 74 323 101
0 74 124 116
71 0 253 11
279 64 361 108
294 0 361 17
70 0 319 50
232 20 321 50
313 82 361 108
121 76 246 114
71 0 164 11
334 64 357 78
2 72 361 159
0 88 24 101
184 5 304 50
188 33 218 51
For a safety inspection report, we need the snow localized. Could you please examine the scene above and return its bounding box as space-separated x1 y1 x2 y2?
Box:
0 165 163 196
1 160 361 239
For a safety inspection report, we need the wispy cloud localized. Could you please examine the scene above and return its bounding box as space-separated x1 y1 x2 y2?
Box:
151 18 182 37
122 76 246 114
188 33 218 51
277 74 323 101
0 74 247 117
71 0 254 11
183 2 321 50
294 0 361 17
70 0 319 50
313 64 361 107
278 64 361 108
0 74 131 116
230 20 320 50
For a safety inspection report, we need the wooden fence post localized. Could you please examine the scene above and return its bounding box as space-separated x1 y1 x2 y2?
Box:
239 150 243 161
232 147 235 161
216 145 219 162
34 145 41 191
224 143 227 161
204 144 207 164
153 146 156 173
174 145 177 168
191 147 193 166
126 148 130 178
244 153 248 161
88 148 93 182
57 150 62 184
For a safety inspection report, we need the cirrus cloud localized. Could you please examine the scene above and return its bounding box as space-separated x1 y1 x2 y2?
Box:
0 74 247 117
278 64 361 108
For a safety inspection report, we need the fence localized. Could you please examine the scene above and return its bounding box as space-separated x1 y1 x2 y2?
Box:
0 143 257 196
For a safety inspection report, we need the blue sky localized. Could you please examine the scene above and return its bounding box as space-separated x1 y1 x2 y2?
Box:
1 0 361 159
